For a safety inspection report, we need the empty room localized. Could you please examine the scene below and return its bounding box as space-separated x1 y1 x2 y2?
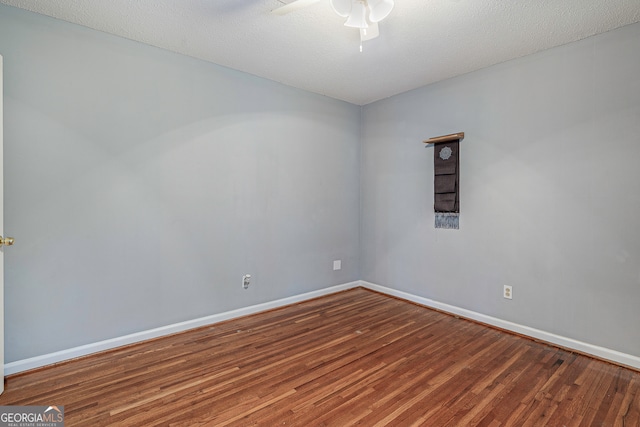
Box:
0 0 639 425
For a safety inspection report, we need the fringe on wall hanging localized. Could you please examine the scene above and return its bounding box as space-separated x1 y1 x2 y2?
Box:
435 212 459 229
424 132 464 230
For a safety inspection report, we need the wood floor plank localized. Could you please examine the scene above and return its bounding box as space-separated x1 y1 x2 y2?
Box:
1 287 639 426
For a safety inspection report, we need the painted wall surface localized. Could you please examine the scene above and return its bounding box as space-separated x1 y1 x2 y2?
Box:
361 22 640 356
2 3 639 366
0 5 361 362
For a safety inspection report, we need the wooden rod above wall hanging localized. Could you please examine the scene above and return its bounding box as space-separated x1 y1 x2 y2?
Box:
424 132 465 145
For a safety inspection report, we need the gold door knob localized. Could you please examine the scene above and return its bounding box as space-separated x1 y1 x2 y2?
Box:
0 236 15 246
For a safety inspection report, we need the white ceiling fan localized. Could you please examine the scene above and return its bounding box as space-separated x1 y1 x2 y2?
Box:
272 0 395 49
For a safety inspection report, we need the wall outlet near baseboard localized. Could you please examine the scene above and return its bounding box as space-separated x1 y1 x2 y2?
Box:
242 274 251 289
503 285 513 300
333 260 342 271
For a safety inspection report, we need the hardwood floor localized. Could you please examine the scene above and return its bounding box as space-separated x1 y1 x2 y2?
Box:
1 288 639 426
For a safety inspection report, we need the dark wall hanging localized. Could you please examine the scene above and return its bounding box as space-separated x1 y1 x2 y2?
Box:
424 132 464 229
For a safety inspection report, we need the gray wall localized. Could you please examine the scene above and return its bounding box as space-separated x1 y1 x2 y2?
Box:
2 3 639 365
0 5 361 363
361 22 640 356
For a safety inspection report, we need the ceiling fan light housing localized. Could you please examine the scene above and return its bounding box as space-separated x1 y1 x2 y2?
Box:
360 21 379 41
330 0 352 17
344 1 368 28
368 0 394 23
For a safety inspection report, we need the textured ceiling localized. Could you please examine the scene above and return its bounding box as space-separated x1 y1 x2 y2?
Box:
2 0 640 105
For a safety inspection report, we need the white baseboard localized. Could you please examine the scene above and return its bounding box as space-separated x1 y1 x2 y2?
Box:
359 281 640 370
7 280 639 375
4 281 361 376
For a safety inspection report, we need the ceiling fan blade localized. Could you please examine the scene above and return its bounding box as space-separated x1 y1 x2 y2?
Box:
271 0 322 15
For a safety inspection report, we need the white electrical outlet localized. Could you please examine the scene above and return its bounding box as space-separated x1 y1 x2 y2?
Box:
333 260 342 271
503 285 513 300
242 274 251 290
